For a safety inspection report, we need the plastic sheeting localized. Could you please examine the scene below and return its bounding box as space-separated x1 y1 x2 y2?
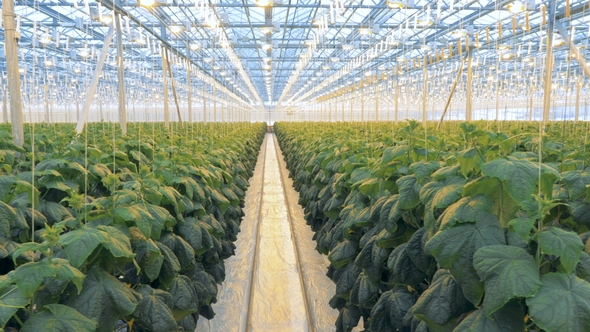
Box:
196 134 338 332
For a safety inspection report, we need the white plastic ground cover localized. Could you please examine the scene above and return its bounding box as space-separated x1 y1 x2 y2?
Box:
273 137 340 331
196 134 339 332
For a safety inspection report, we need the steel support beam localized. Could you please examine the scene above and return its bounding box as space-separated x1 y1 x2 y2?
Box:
555 21 590 81
76 26 115 134
437 56 466 129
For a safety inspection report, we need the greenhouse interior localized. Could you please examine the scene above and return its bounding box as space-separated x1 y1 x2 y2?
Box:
1 0 590 330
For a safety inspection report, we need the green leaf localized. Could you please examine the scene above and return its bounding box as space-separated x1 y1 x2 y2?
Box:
410 161 440 181
175 217 213 256
0 285 29 327
58 227 107 268
358 178 381 198
420 176 466 229
95 225 135 260
397 175 421 210
481 158 560 203
454 301 525 332
527 273 590 332
437 195 494 231
462 177 520 227
52 258 85 294
507 216 538 241
328 239 358 269
156 242 181 288
473 245 541 315
145 204 176 240
129 228 163 281
387 243 427 285
420 176 465 210
114 205 154 239
39 200 72 225
132 285 177 332
210 188 230 214
350 272 379 309
0 201 20 238
538 227 584 273
369 287 415 331
411 270 468 331
12 260 58 297
168 275 199 321
425 213 506 305
457 148 479 177
562 170 590 201
335 304 361 332
10 242 46 264
21 304 97 332
68 268 141 332
88 163 112 179
0 176 17 201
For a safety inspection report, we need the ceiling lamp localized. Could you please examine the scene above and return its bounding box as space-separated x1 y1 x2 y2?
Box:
259 26 274 34
500 52 514 60
219 71 227 76
190 43 201 50
261 43 273 51
330 57 340 62
169 24 184 34
451 28 468 39
138 0 156 7
262 57 272 63
322 65 331 70
552 35 565 48
359 28 372 35
256 0 272 7
263 64 272 70
203 57 213 63
78 46 90 57
420 44 432 51
364 71 373 77
100 14 113 25
39 34 53 44
73 67 81 74
44 59 54 67
506 1 525 14
417 15 434 26
387 0 406 9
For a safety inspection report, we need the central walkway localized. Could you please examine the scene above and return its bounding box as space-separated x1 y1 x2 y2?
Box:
247 134 310 331
196 134 338 332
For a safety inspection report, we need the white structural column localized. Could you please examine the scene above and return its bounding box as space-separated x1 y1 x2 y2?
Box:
162 48 170 128
2 0 24 146
466 49 473 122
115 14 127 135
542 1 556 123
187 64 193 123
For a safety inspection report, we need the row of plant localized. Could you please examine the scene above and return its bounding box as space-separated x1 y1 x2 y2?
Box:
0 122 266 331
275 120 590 332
